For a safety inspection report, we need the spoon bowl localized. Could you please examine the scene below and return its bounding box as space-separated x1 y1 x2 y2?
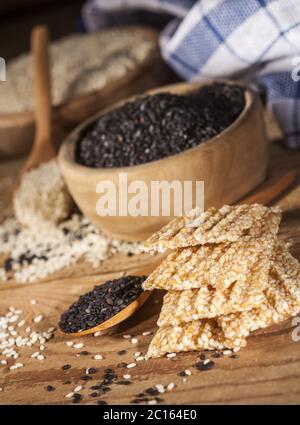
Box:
59 290 152 338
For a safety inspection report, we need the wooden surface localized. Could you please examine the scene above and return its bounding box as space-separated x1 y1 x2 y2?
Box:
59 81 268 241
0 141 300 405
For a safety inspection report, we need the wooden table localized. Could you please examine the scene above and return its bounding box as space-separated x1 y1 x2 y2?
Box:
0 141 300 405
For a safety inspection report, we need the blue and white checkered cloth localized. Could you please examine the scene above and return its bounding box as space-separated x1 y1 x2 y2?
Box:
83 0 300 149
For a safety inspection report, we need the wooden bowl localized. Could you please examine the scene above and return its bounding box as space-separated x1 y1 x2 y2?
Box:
0 26 174 159
59 81 269 242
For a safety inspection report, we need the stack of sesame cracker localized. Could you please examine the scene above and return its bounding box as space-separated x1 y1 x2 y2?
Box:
142 204 300 358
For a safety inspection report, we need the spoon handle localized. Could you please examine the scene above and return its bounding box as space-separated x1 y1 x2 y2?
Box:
32 25 52 146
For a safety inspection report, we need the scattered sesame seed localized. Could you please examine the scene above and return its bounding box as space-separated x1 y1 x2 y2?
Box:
66 341 73 347
33 315 43 323
73 343 84 349
65 392 74 399
94 354 103 360
142 331 152 336
131 338 138 344
148 399 157 405
203 359 210 365
30 351 40 359
17 320 25 327
155 384 165 393
127 363 136 369
136 356 144 361
223 350 233 356
123 374 131 380
134 352 141 357
93 331 102 337
167 382 175 391
1 360 7 365
185 369 192 376
62 364 71 370
122 335 131 339
37 355 45 361
74 385 82 392
166 353 176 358
30 300 37 305
46 385 55 392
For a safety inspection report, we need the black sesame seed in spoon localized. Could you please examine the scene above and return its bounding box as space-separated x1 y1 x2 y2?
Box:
59 276 146 333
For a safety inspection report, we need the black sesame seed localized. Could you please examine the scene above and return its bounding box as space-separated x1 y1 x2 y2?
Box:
145 387 159 396
80 375 92 381
87 367 97 374
97 400 108 405
117 350 127 356
63 380 71 385
59 276 146 333
62 364 71 370
195 361 215 371
75 84 245 168
90 392 99 398
46 385 55 392
116 380 132 385
90 385 101 390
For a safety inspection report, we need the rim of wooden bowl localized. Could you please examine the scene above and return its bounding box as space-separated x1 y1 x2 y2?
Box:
59 79 256 175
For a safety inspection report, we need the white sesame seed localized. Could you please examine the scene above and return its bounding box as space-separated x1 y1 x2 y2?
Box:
66 341 73 347
167 382 175 391
73 343 84 349
65 392 74 398
223 350 232 356
40 345 45 351
33 315 43 324
74 385 82 392
134 352 141 357
136 356 144 361
142 331 152 336
182 378 187 383
94 354 103 360
30 300 37 305
1 360 7 365
203 359 210 365
0 388 3 392
30 351 40 359
131 338 138 344
10 363 23 370
37 355 45 361
123 374 131 380
17 320 25 327
93 331 102 337
127 363 136 369
155 384 165 393
185 369 192 376
148 400 157 405
122 334 131 339
166 352 176 358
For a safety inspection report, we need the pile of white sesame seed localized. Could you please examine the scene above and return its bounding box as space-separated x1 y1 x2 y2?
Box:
0 213 143 283
14 160 73 229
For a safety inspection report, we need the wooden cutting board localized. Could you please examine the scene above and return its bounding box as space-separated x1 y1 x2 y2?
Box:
0 141 300 405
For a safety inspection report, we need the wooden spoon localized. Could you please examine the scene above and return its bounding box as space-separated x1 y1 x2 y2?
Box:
59 290 152 337
21 25 55 175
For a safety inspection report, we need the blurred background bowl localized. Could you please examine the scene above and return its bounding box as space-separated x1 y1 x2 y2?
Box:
59 80 269 242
